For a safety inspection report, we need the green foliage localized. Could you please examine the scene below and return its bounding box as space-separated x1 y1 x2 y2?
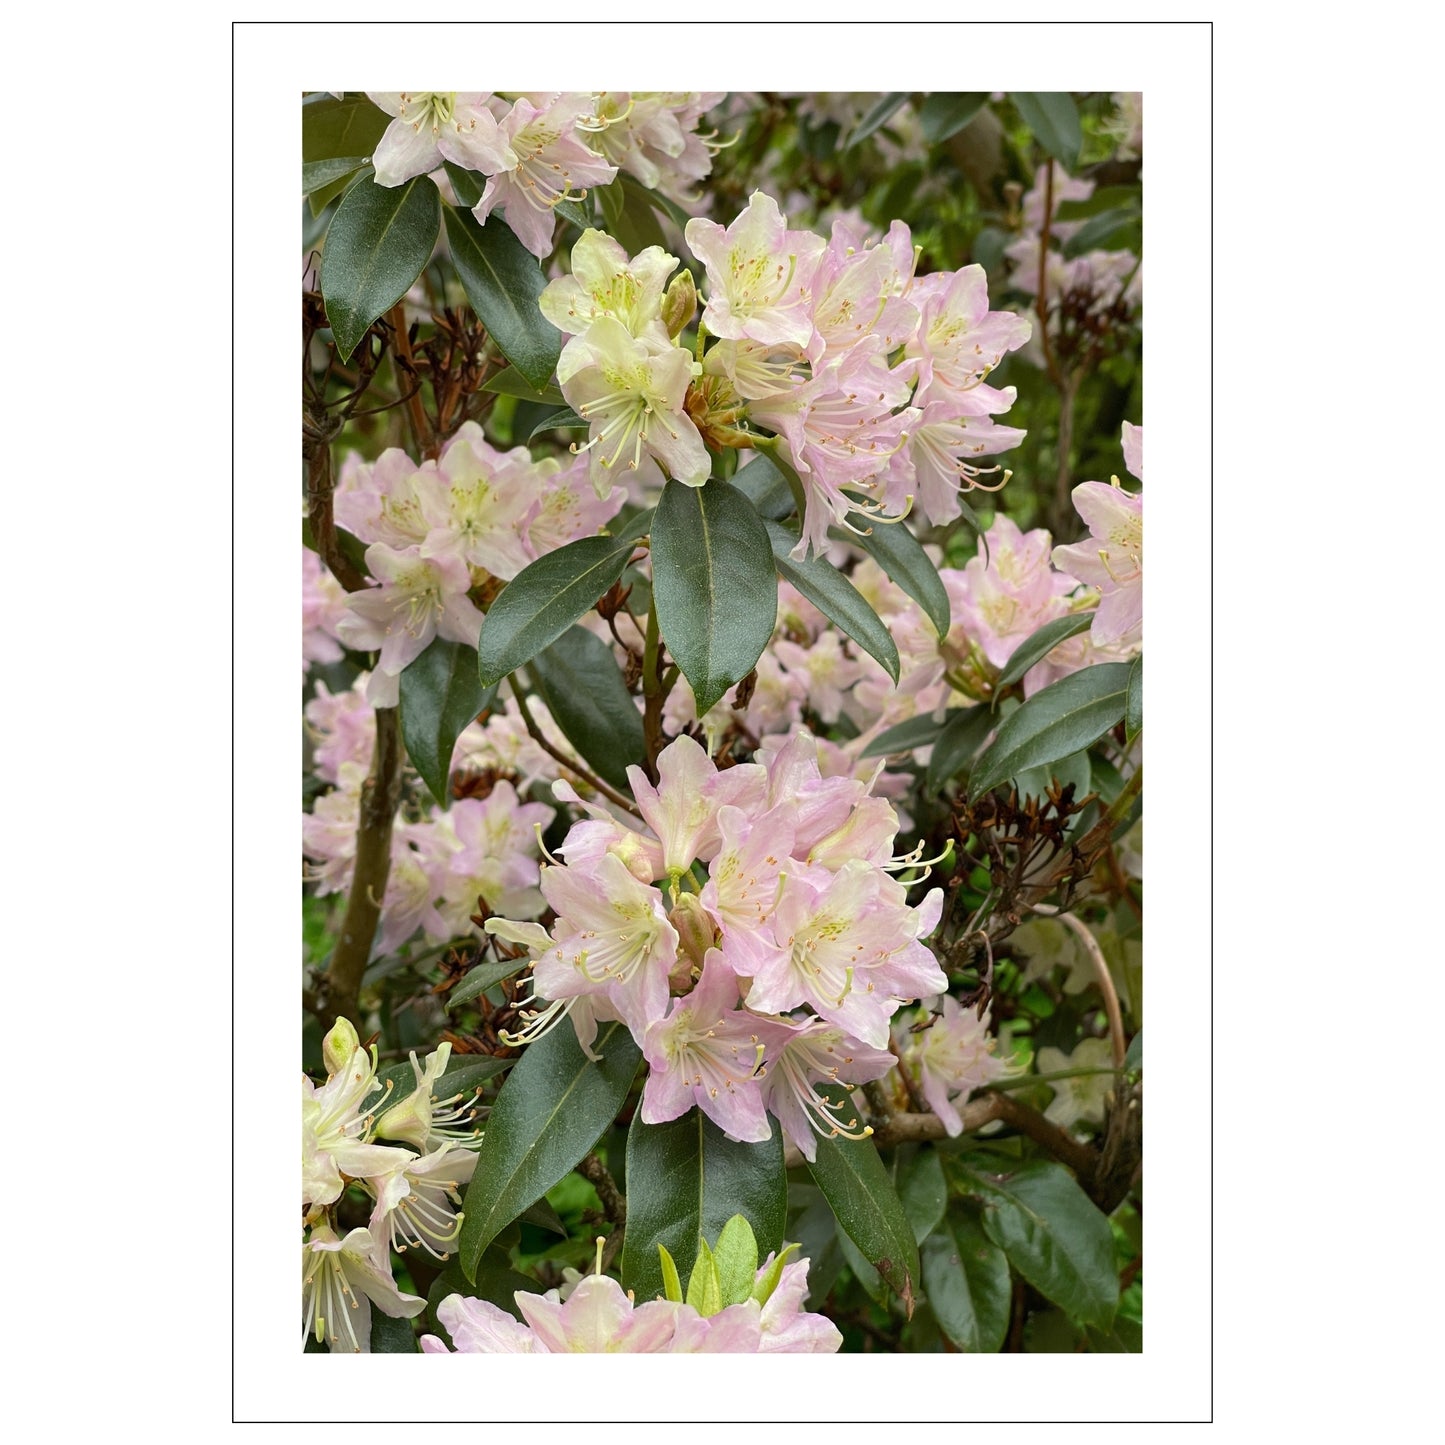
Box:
458 1020 641 1279
476 533 638 687
320 174 441 361
651 479 778 714
622 1112 787 1305
397 637 495 807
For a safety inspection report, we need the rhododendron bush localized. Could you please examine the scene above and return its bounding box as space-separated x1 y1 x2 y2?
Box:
302 88 1143 1356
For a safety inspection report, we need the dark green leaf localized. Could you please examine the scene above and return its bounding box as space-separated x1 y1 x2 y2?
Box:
1126 656 1142 742
1010 92 1083 170
846 92 909 149
444 956 529 1011
528 625 646 790
302 93 391 164
442 160 486 208
609 504 656 546
369 1310 418 1353
553 196 592 231
593 178 668 255
303 155 368 196
476 534 639 687
805 1087 921 1314
520 1197 568 1237
480 368 567 406
766 521 899 683
321 174 441 362
899 1149 948 1246
846 509 951 637
921 1208 1011 1352
994 612 1096 694
968 663 1132 799
651 479 778 715
458 1020 641 1278
951 1157 1118 1326
731 451 795 521
919 92 990 143
1062 207 1142 259
398 638 496 807
308 163 373 218
925 704 996 793
527 407 588 442
859 711 949 759
443 206 562 391
621 1111 787 1305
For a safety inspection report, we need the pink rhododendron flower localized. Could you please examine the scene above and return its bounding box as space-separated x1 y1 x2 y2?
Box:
366 92 510 187
302 1223 426 1353
895 995 1006 1137
302 545 347 669
539 228 678 344
1052 423 1143 649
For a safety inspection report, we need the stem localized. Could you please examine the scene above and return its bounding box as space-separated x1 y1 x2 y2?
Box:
641 606 667 782
386 303 434 458
1031 905 1127 1072
324 707 404 1029
1052 371 1080 530
304 425 366 593
576 1153 627 1273
509 678 642 818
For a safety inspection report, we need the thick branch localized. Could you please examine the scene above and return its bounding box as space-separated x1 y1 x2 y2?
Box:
324 707 404 1028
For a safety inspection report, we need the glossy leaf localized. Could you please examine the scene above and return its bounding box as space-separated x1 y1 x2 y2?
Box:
899 1148 948 1246
457 1020 641 1278
859 711 949 760
847 508 951 637
369 1311 418 1353
968 662 1132 799
925 703 996 793
441 160 486 208
621 1111 787 1306
444 956 529 1012
1062 206 1142 259
321 175 441 362
918 92 991 143
307 163 371 218
766 520 899 682
303 155 368 196
994 611 1096 694
528 625 646 790
846 92 909 149
398 638 496 807
302 93 390 164
921 1208 1011 1352
443 206 562 391
527 406 588 442
805 1087 921 1314
1126 656 1142 741
951 1157 1118 1327
730 451 795 521
651 479 778 715
480 368 567 406
1010 92 1083 170
685 1237 723 1316
476 534 638 687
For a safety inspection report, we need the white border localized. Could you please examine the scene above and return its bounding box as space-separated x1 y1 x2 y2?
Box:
236 18 1210 1425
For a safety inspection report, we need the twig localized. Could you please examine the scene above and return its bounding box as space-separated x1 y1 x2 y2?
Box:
1031 904 1127 1072
386 303 435 458
509 678 643 818
324 707 404 1028
576 1153 627 1272
304 425 367 593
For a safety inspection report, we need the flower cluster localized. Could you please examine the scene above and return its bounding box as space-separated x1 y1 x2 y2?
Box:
423 1242 840 1354
303 1020 483 1352
367 91 725 257
302 670 561 955
1053 423 1144 650
541 191 1032 556
332 423 624 707
486 731 945 1160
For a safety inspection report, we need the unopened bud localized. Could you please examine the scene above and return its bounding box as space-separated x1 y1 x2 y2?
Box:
668 891 717 977
322 1017 360 1076
661 270 697 339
